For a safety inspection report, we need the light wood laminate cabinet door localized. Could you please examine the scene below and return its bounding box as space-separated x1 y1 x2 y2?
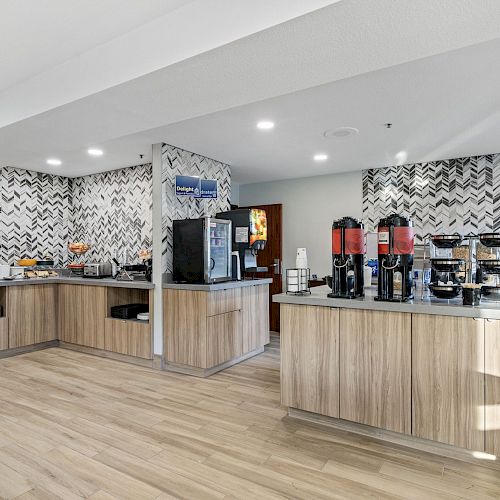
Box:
485 318 500 456
206 288 242 316
412 314 484 451
58 285 106 348
241 285 270 353
164 289 208 368
8 284 57 348
339 309 411 434
206 310 242 367
104 318 152 359
281 304 340 418
0 317 8 350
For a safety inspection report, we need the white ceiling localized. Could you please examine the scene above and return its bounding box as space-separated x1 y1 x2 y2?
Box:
1 0 500 180
0 0 192 92
161 37 500 184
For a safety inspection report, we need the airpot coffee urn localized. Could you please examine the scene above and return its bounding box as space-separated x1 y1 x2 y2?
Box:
375 214 414 302
328 217 365 299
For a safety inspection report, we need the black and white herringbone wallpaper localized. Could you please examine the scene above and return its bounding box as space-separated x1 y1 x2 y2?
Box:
362 153 500 241
70 164 152 263
0 167 71 265
0 164 152 265
161 144 231 272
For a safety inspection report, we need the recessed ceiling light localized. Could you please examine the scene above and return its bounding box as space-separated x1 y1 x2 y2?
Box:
313 153 328 162
87 148 104 156
46 158 62 166
324 127 359 138
256 120 275 130
395 150 408 165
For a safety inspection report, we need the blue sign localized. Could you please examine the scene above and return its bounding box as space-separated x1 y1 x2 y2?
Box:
175 175 217 199
200 179 218 199
175 175 201 197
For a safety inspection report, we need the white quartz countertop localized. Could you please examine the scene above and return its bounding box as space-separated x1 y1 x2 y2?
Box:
163 277 272 291
0 276 154 289
274 285 500 319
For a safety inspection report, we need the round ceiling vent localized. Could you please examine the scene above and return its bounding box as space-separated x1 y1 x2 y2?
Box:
324 127 359 138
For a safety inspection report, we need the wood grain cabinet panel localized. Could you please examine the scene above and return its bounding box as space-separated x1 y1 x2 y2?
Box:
8 284 57 348
206 311 242 367
206 288 242 316
485 318 500 456
0 317 8 350
241 285 270 353
412 314 484 451
104 318 152 359
281 304 340 418
164 289 208 368
339 309 411 434
58 285 106 349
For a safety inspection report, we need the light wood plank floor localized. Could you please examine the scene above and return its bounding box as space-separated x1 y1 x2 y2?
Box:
0 337 499 499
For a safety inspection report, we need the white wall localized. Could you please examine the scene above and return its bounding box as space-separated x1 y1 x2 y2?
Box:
231 182 240 206
239 171 363 278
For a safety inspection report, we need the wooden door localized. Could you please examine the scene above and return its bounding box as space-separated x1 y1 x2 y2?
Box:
281 304 340 418
412 314 484 451
8 285 57 348
59 285 106 349
241 203 282 332
241 284 270 352
206 311 242 367
339 309 411 434
485 318 500 456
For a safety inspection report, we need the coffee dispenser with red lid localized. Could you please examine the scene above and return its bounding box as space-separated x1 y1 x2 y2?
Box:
375 214 414 302
328 216 365 299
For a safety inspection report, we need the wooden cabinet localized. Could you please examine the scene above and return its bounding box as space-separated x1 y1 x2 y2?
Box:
412 314 484 451
339 309 411 434
58 284 106 349
281 304 340 418
206 311 242 366
0 317 8 350
164 285 270 373
7 285 57 348
207 288 242 316
164 289 208 368
485 318 500 456
104 318 152 359
241 284 269 353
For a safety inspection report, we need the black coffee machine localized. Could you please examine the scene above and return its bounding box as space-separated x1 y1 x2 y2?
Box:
328 217 365 299
375 214 414 302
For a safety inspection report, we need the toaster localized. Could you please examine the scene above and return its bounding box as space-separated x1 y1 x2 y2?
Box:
84 262 112 278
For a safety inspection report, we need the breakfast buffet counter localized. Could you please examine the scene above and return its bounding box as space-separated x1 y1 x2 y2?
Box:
275 285 500 458
163 279 271 377
0 279 154 363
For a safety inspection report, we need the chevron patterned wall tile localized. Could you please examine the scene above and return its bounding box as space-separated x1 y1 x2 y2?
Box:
161 144 231 272
362 153 500 241
0 167 70 265
69 164 152 263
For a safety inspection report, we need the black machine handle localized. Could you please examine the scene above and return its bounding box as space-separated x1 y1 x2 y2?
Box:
210 258 215 271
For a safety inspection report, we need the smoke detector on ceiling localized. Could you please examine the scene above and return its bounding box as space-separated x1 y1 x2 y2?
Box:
324 127 359 138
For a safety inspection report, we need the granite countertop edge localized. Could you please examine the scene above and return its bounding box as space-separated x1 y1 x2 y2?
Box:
0 277 154 289
162 278 273 291
274 285 500 319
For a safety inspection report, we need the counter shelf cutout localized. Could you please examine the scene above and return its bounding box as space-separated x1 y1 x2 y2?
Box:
286 268 311 295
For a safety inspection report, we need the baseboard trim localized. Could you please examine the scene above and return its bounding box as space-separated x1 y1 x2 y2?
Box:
287 407 500 470
164 346 265 378
0 340 59 359
59 342 155 368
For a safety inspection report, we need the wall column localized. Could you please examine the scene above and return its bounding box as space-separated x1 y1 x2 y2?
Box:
151 143 164 359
